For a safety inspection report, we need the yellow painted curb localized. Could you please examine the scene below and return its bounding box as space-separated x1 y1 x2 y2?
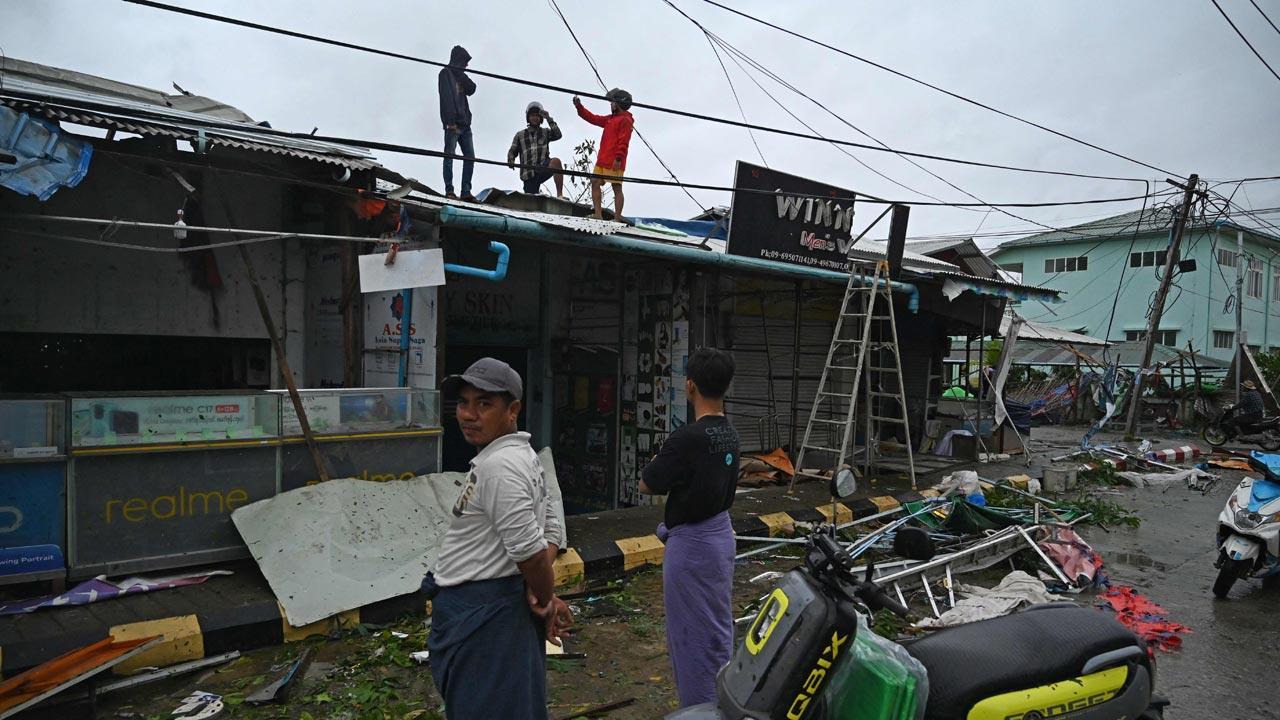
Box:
108 615 204 675
871 496 901 512
554 548 586 588
282 605 359 643
615 535 665 572
758 512 796 537
816 503 853 525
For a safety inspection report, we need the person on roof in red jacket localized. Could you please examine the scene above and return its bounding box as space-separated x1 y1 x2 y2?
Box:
573 89 634 221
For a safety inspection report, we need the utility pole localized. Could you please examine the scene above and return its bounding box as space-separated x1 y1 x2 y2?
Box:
1236 228 1245 400
1124 174 1199 439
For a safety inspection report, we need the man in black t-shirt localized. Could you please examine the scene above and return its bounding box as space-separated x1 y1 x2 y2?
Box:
640 348 739 708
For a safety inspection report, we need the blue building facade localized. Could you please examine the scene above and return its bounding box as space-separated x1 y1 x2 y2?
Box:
990 208 1280 362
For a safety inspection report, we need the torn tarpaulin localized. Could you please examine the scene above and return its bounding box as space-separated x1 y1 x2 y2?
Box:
1117 467 1218 489
915 571 1057 628
0 570 232 616
1098 585 1190 653
0 106 93 201
1038 527 1102 588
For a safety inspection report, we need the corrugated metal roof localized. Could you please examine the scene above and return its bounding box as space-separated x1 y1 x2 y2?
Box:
0 60 379 170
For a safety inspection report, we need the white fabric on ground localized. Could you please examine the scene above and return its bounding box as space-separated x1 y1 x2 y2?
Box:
1116 467 1216 488
915 571 1058 628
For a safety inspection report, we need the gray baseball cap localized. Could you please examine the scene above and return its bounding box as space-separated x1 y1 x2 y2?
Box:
442 358 523 401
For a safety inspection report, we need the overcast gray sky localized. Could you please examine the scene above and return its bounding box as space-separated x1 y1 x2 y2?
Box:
4 0 1279 245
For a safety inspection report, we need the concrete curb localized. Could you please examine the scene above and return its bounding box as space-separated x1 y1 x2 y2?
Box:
558 490 938 585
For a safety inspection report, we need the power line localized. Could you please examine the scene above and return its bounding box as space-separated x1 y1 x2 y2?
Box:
1251 0 1280 37
1104 183 1152 343
119 0 1154 183
665 4 1089 237
1210 0 1280 83
700 24 769 166
676 7 971 207
2 89 1172 210
545 0 707 212
693 0 1179 178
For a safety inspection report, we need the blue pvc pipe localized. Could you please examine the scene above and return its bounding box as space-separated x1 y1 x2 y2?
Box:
437 205 920 311
444 240 510 282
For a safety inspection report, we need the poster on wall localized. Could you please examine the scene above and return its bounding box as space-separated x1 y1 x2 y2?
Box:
70 396 263 446
363 288 437 388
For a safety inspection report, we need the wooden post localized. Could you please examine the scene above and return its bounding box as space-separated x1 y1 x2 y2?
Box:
238 244 331 483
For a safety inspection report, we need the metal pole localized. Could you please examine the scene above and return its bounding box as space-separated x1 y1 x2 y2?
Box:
789 280 802 466
398 288 415 387
1125 174 1198 439
1237 228 1245 400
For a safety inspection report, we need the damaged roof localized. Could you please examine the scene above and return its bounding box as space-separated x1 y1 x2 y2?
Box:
416 193 1060 303
0 58 379 170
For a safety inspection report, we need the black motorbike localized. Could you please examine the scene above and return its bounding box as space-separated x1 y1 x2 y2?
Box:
1202 405 1280 451
668 524 1168 719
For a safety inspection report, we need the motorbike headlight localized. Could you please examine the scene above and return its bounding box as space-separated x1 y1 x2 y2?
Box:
1235 509 1265 529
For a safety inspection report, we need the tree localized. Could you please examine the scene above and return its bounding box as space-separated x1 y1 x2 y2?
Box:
567 138 610 206
1256 348 1280 390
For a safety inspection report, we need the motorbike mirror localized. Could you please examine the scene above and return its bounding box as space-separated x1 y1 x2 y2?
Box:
892 527 937 562
829 467 858 498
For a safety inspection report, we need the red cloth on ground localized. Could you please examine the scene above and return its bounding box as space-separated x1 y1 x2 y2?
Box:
1098 585 1190 653
575 101 634 171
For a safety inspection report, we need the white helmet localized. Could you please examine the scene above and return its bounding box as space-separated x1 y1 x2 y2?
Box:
526 101 545 116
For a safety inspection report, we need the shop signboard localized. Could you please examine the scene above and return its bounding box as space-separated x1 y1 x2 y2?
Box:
363 288 437 388
280 392 344 435
726 161 859 272
281 434 442 491
0 462 65 576
70 395 265 446
70 447 277 576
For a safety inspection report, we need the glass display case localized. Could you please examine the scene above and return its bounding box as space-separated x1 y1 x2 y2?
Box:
0 396 68 583
68 391 281 447
274 388 441 436
0 395 65 459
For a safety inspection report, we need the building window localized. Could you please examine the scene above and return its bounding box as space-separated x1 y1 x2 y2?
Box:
1125 329 1178 345
1214 330 1235 349
1247 257 1263 299
1273 269 1280 302
1000 262 1023 274
1217 248 1239 268
1129 249 1168 268
1043 256 1088 274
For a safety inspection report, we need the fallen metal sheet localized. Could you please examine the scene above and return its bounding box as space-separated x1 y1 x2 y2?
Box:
0 636 162 719
245 648 310 704
233 448 563 627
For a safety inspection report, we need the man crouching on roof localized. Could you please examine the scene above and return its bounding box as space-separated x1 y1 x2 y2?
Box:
421 358 572 719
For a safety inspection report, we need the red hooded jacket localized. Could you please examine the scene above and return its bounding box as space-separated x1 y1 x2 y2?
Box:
575 101 634 171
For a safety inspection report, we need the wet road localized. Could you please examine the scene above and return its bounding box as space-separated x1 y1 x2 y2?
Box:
1083 478 1280 718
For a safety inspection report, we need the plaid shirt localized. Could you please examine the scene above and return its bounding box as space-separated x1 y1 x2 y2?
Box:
507 121 562 181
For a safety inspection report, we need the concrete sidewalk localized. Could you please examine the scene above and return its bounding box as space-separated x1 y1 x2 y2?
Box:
0 479 934 678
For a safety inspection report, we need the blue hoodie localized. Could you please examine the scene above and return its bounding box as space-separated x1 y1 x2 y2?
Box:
438 45 476 129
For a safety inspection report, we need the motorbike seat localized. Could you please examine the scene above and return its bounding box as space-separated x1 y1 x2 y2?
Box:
902 603 1141 720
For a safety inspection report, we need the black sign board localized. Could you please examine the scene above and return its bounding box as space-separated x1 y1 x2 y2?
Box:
70 446 277 577
726 161 859 271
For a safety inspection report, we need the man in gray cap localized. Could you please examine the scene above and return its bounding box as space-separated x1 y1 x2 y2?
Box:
423 358 571 719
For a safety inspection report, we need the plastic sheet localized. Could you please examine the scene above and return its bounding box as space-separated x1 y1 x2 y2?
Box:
828 616 929 720
1098 585 1190 653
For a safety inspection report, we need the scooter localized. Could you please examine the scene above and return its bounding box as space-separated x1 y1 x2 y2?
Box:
1213 450 1280 598
1201 406 1280 451
669 472 1168 720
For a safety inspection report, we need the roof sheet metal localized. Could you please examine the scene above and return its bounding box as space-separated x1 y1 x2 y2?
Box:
1 69 378 170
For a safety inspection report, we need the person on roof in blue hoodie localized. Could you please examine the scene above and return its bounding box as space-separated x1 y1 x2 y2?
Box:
438 45 477 202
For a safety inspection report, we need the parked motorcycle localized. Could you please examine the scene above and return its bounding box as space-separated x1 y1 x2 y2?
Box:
668 473 1167 720
1201 405 1280 451
1214 450 1280 598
